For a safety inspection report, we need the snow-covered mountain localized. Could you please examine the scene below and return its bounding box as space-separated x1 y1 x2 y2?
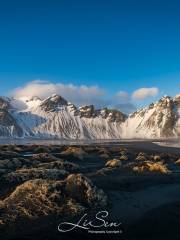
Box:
122 95 180 138
0 94 179 139
0 94 126 139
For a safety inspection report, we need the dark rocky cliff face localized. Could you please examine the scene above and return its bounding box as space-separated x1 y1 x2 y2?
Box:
0 97 10 110
0 111 23 137
78 105 127 122
79 105 97 118
0 98 22 137
144 97 176 137
100 108 127 122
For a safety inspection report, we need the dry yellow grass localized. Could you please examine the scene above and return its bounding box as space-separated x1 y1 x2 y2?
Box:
119 155 128 161
61 147 87 159
106 159 122 168
0 174 107 225
133 161 170 174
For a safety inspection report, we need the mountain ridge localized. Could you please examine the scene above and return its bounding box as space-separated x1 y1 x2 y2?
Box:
0 94 179 139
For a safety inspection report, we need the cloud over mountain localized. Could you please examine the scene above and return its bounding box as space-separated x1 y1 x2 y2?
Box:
11 80 105 107
132 87 159 100
10 80 160 114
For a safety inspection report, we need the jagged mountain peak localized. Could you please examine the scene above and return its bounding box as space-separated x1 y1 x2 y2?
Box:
40 94 68 112
48 94 66 101
157 95 173 106
45 94 67 103
161 95 172 99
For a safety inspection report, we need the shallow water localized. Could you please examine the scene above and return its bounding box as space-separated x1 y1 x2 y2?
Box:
0 138 179 149
0 138 88 145
154 141 180 148
0 138 148 145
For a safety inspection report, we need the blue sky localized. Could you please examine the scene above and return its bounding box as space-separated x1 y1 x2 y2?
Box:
0 0 180 112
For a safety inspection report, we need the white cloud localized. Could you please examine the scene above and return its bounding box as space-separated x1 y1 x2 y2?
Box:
132 87 159 100
10 80 105 107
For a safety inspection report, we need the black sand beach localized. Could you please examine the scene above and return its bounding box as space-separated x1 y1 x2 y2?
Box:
0 141 179 240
